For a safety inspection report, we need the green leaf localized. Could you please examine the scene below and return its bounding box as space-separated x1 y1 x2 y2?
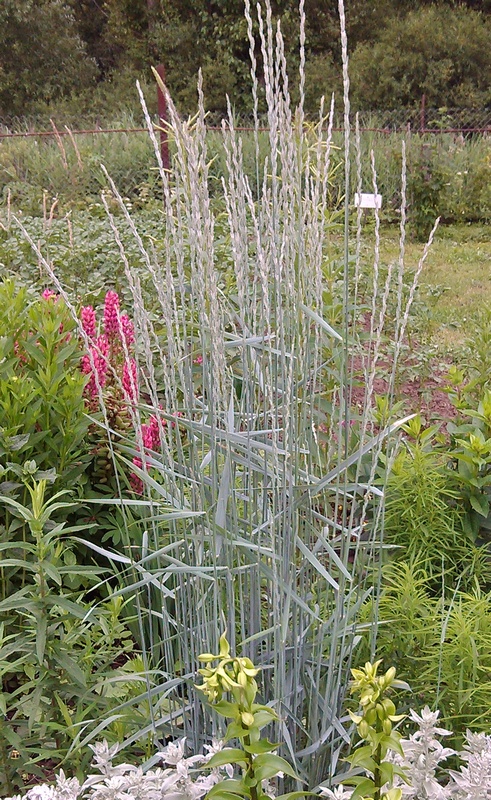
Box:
251 753 299 782
349 778 376 800
380 761 396 785
0 587 32 611
275 794 319 800
249 709 278 728
207 780 249 798
470 492 489 517
54 651 87 687
383 734 405 758
36 615 47 665
204 792 248 800
55 693 74 728
225 721 249 742
205 749 248 769
243 740 280 754
347 744 373 767
212 699 241 718
41 560 62 585
47 596 89 619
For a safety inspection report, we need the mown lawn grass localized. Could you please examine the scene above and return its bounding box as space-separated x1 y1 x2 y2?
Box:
374 222 491 352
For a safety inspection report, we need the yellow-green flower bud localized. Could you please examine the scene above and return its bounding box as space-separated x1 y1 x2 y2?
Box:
382 698 396 717
219 633 230 658
237 671 248 688
198 653 216 663
384 667 396 684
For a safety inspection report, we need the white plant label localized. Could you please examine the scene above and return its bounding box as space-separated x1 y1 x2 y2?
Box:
354 192 383 209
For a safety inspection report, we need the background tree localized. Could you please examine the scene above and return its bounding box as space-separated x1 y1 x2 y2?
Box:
2 0 491 118
349 5 491 109
0 0 97 116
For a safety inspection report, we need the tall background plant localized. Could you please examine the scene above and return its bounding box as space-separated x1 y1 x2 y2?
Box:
15 0 442 790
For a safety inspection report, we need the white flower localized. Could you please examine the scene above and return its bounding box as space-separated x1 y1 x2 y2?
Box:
408 707 453 739
25 786 58 800
448 729 491 799
182 774 218 800
159 738 188 766
319 784 353 800
395 707 454 799
54 770 81 800
202 740 235 778
87 741 136 779
87 775 135 800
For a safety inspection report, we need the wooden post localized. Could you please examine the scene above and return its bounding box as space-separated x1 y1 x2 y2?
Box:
420 94 426 134
156 64 170 172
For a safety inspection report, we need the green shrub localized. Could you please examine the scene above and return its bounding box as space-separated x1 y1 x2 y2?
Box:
360 561 491 744
0 280 91 497
349 6 491 109
0 477 139 795
382 421 489 589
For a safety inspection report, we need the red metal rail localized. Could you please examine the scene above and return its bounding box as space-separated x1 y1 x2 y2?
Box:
0 126 490 140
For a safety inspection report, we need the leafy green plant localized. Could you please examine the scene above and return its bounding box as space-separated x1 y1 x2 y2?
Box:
0 476 128 792
0 279 91 497
197 633 304 800
381 416 488 589
443 386 491 543
342 661 409 800
359 561 491 745
405 143 447 241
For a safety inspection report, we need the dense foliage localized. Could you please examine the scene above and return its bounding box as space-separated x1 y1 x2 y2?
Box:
2 4 491 796
1 0 491 118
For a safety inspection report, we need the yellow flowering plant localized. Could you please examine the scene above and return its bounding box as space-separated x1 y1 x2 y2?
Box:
343 661 410 800
197 633 311 800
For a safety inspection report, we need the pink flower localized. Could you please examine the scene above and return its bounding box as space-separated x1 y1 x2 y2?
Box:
80 305 97 341
119 313 135 348
148 414 164 448
42 288 58 301
104 291 120 339
193 355 203 365
141 423 154 450
82 336 109 399
171 410 183 429
130 457 144 494
122 358 138 402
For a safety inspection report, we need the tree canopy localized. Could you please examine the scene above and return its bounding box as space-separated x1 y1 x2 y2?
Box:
1 0 490 118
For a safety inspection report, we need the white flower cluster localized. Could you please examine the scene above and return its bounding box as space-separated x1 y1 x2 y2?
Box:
449 730 491 800
318 706 491 800
394 707 491 799
4 738 233 800
6 714 491 800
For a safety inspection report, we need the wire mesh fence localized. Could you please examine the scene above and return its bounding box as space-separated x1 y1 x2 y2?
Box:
1 102 491 138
